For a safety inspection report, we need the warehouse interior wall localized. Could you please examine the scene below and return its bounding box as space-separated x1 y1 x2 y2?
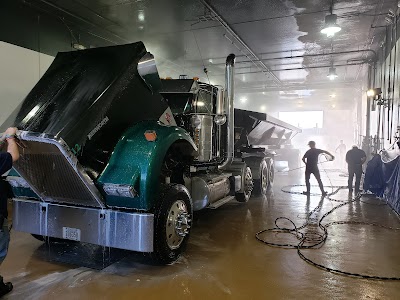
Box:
366 18 400 151
0 42 53 125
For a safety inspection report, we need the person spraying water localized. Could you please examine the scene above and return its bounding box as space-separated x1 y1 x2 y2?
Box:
302 141 335 196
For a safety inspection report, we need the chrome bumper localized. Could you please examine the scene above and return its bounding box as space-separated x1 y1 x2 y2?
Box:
13 199 154 252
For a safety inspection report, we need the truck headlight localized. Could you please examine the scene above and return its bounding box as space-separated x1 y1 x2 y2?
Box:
102 184 137 198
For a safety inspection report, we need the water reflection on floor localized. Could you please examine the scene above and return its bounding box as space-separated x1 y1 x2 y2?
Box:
2 170 400 299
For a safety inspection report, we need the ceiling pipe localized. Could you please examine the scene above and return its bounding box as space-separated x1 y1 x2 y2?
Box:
236 81 361 92
199 0 282 86
209 49 377 66
209 62 367 76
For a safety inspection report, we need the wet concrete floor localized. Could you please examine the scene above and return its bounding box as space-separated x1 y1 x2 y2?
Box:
2 169 400 299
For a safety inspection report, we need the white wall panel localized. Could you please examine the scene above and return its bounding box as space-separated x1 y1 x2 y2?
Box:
0 42 53 124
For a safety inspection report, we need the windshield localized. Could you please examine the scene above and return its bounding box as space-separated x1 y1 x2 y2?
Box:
163 94 194 115
195 85 214 114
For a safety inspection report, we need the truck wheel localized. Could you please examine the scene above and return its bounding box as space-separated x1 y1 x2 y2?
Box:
236 166 253 202
151 184 193 264
253 159 268 196
266 158 274 191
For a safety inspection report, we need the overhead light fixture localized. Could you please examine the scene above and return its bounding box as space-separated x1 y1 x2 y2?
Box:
366 89 375 97
72 43 86 50
240 97 247 103
327 67 338 80
260 105 266 111
138 10 145 22
329 93 336 98
321 14 341 38
331 103 336 108
208 59 213 64
366 88 382 98
262 92 266 95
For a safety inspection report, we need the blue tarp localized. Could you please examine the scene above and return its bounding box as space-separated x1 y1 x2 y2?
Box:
364 154 400 213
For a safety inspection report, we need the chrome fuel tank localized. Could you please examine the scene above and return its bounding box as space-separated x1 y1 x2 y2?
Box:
190 174 231 211
191 115 213 162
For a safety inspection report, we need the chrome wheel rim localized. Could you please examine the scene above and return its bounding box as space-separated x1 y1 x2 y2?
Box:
166 200 191 250
269 163 274 186
244 167 253 199
261 164 268 194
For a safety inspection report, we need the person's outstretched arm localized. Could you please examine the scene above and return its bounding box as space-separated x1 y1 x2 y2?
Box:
4 127 19 162
322 150 335 160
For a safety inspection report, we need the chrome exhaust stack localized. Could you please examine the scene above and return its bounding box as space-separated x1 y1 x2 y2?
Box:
219 53 235 170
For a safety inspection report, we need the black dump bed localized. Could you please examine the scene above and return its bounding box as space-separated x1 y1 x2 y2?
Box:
1 42 168 175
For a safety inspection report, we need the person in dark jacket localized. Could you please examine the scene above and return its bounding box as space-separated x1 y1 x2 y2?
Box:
346 145 366 194
0 127 20 298
302 141 334 196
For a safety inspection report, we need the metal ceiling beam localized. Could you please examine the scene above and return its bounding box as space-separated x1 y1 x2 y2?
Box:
239 49 376 63
36 0 129 44
198 0 282 86
209 62 367 77
206 49 377 66
236 81 362 93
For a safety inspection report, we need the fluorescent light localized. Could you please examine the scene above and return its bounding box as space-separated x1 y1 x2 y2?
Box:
138 10 145 22
72 43 86 50
240 97 247 103
321 14 341 38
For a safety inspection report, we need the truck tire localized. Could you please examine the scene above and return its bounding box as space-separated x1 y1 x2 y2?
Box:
236 166 253 202
266 158 274 191
151 184 193 265
253 159 268 196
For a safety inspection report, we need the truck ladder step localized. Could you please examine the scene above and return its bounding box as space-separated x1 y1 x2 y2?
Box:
208 196 235 209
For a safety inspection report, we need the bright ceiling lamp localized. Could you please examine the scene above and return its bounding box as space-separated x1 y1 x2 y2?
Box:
321 14 341 38
327 67 338 80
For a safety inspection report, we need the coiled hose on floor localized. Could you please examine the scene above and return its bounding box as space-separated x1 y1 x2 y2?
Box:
256 160 400 280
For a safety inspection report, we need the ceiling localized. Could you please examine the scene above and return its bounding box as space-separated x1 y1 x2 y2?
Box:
17 0 398 113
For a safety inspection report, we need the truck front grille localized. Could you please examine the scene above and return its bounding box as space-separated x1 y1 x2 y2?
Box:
14 138 104 208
